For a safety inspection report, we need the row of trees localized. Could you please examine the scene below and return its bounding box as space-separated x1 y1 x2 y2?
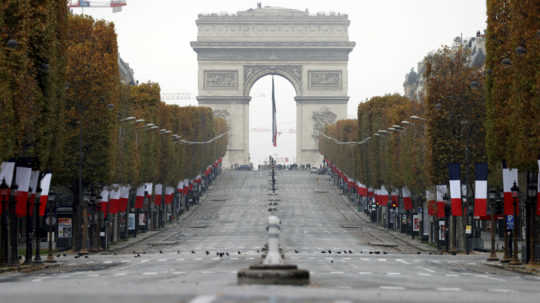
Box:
1 6 228 250
319 0 539 254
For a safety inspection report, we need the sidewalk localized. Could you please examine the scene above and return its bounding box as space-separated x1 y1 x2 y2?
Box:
482 252 540 276
337 190 437 253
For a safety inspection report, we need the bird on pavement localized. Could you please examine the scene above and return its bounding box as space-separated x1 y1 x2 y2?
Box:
159 250 163 254
348 250 353 254
237 251 241 255
321 251 326 254
294 249 299 254
225 252 229 256
206 251 210 255
191 250 195 254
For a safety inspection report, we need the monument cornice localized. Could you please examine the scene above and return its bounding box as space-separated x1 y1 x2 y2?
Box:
191 41 356 50
197 96 252 105
294 96 349 104
196 17 350 26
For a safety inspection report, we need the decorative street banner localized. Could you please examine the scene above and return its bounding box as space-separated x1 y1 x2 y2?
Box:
403 186 413 211
15 166 32 217
448 163 462 216
502 168 519 215
474 163 488 217
436 185 448 218
39 173 52 216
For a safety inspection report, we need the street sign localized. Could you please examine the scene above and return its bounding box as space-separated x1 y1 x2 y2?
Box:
413 214 420 232
465 225 472 234
506 215 514 230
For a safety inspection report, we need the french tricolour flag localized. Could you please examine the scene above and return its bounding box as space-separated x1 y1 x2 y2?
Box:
448 163 462 216
38 173 52 216
502 168 518 215
135 185 145 209
154 184 163 206
403 186 413 211
436 185 447 218
120 185 130 213
99 188 109 216
15 166 32 218
165 186 174 205
474 163 488 217
109 185 121 214
29 170 40 216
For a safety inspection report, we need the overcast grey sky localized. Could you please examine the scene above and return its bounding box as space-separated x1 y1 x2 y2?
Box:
72 0 487 164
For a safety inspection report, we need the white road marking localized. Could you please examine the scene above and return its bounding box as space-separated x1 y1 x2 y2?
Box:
173 271 186 275
201 271 215 274
176 258 184 261
380 286 405 290
474 274 505 282
31 279 43 282
386 272 401 276
417 272 432 277
419 266 436 273
158 258 167 262
360 258 370 262
358 272 372 275
189 295 216 303
121 260 130 263
114 272 127 277
437 287 461 292
445 273 459 277
488 289 512 293
396 259 411 265
377 258 387 262
87 273 100 277
195 258 202 261
143 272 158 276
104 260 113 264
140 259 150 264
330 271 344 274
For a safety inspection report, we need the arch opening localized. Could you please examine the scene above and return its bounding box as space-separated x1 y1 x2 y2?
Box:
249 75 297 167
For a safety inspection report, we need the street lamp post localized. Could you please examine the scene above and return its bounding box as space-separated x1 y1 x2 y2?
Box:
45 192 56 263
510 182 521 265
487 189 499 261
526 173 537 265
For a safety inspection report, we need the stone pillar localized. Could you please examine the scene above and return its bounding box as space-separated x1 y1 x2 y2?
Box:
197 96 251 167
295 96 348 166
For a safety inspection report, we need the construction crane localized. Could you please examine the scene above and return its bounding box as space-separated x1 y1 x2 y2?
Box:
68 0 127 13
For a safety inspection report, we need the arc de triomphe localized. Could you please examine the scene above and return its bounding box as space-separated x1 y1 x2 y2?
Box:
191 6 355 167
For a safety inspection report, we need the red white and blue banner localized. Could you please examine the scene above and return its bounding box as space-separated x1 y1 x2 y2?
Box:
154 184 162 206
474 163 488 217
448 163 462 216
436 185 448 218
29 170 40 216
15 166 32 218
120 185 130 213
502 168 518 215
99 188 109 215
402 186 413 211
135 185 145 209
165 186 174 205
38 173 52 216
109 185 121 214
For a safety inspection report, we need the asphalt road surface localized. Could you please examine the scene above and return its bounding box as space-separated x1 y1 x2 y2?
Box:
0 170 538 303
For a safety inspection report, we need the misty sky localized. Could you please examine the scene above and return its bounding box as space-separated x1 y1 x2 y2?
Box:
71 0 487 165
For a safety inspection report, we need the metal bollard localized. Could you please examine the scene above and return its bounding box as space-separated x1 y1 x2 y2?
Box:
263 216 282 265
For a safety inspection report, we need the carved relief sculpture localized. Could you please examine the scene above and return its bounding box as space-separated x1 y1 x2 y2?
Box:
309 71 342 89
204 70 238 89
312 107 337 140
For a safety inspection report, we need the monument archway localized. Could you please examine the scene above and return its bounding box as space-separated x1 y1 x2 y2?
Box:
192 6 355 167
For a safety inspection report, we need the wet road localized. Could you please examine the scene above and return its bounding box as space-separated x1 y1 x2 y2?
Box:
0 170 538 303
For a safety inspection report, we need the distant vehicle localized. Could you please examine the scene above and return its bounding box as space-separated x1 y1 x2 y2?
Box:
310 167 319 174
237 164 253 171
317 167 328 175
